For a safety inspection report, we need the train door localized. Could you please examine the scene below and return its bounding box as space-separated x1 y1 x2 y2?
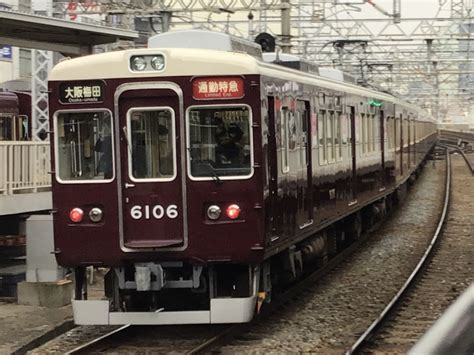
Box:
117 87 185 249
266 96 279 243
348 106 357 198
399 113 403 176
296 100 313 227
407 115 411 168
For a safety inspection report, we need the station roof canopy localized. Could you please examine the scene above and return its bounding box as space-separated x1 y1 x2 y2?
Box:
0 9 138 57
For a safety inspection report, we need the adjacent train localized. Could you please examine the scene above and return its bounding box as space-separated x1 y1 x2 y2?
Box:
0 90 31 141
48 30 438 325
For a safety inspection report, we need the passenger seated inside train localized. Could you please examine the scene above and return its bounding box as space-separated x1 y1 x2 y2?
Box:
94 129 113 179
188 107 251 178
215 119 244 165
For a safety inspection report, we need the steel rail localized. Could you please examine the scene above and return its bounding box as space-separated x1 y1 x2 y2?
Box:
437 143 474 175
344 150 451 355
65 324 131 354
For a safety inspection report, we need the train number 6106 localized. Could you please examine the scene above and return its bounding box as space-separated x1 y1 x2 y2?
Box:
130 205 178 220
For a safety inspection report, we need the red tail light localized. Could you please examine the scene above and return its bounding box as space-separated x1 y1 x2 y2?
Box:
226 204 241 220
69 208 84 223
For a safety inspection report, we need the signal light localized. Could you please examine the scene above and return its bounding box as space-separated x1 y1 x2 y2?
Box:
69 208 84 223
226 204 241 220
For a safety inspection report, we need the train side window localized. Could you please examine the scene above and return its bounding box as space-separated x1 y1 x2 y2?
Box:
335 111 342 160
0 116 13 140
318 110 326 165
396 115 401 150
128 108 176 181
371 114 376 152
327 111 334 163
55 110 114 183
281 108 290 173
388 117 393 150
361 113 367 155
367 114 372 153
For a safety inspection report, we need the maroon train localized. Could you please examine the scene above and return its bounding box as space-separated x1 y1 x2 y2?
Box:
48 31 438 325
0 91 31 141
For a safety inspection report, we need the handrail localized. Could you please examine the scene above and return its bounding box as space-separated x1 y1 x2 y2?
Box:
0 141 51 196
409 283 474 355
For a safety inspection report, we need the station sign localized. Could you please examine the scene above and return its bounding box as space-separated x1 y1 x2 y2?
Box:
192 77 244 100
0 46 12 61
59 81 105 104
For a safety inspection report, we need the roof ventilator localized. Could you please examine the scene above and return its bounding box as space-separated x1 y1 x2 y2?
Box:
148 30 262 58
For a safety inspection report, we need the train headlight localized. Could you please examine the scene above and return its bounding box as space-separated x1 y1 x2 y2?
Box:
207 205 221 220
226 204 241 220
131 56 147 71
89 207 103 223
69 208 84 223
150 55 165 70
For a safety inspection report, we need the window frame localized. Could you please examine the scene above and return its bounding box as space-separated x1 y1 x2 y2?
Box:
53 108 115 184
318 109 327 166
335 110 343 161
280 107 290 173
126 106 177 183
185 103 254 181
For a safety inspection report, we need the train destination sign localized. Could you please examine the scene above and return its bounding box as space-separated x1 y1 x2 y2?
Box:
59 81 105 104
192 77 244 100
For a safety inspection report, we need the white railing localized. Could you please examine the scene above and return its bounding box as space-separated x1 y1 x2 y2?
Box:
0 141 51 196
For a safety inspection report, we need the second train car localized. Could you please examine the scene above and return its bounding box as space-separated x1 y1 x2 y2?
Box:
48 30 437 325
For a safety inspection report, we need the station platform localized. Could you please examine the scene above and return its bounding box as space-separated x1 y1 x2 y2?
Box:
0 301 73 354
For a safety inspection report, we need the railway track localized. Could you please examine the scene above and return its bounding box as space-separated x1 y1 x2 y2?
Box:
347 153 474 354
32 154 451 354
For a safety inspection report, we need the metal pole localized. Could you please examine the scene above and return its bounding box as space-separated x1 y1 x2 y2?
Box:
281 0 292 53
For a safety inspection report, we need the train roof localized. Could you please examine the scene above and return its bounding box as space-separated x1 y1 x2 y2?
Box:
0 91 19 115
49 46 430 120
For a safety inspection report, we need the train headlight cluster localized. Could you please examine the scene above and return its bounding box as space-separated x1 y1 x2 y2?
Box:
69 207 103 223
206 204 242 221
131 56 147 71
207 205 221 220
130 54 165 72
150 56 165 70
89 207 103 223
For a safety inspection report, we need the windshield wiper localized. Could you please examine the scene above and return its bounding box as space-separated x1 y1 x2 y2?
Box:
122 126 133 157
205 162 223 185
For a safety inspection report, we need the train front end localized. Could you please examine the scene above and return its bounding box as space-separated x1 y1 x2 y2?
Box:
48 33 266 325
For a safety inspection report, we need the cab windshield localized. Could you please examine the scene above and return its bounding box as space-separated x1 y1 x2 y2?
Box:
188 106 251 178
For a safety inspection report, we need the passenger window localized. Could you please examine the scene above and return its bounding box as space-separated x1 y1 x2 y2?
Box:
0 116 13 140
318 110 326 164
335 111 342 160
327 111 335 162
368 114 372 153
361 113 366 155
281 108 290 173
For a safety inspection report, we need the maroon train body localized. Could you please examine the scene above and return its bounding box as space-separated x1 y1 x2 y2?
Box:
0 90 31 141
48 31 437 325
